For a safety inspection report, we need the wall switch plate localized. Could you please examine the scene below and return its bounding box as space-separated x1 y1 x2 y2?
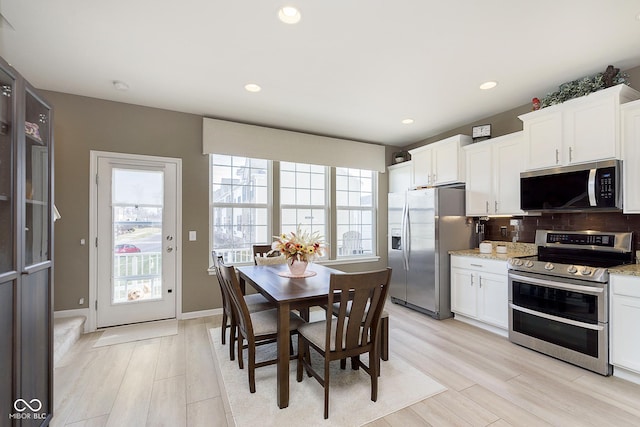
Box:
189 231 197 241
79 297 84 305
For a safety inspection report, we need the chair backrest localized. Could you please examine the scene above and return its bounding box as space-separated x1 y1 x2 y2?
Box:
252 244 280 265
327 268 392 353
212 251 234 320
218 260 255 339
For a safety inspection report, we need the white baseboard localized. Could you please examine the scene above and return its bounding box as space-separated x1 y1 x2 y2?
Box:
54 308 91 333
180 308 223 320
452 314 508 338
613 365 640 386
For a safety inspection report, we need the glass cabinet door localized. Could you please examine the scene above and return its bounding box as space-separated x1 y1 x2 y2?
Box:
0 67 14 273
24 88 50 266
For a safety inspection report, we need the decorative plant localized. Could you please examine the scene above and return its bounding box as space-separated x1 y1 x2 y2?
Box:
271 226 324 263
539 65 629 108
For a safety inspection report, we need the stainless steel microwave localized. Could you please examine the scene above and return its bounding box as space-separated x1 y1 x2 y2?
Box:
520 160 622 211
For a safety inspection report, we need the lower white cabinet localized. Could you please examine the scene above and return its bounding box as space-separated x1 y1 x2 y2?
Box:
610 274 640 381
450 255 508 333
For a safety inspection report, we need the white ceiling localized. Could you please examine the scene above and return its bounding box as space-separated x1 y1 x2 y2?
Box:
2 1 640 147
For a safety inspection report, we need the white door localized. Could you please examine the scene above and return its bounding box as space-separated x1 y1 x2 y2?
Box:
95 153 180 328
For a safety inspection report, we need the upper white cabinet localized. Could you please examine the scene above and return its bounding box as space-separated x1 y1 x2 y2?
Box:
464 132 526 216
519 84 640 171
387 161 413 193
622 99 640 213
409 134 472 187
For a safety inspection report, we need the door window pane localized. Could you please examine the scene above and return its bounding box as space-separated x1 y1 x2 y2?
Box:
24 90 50 266
112 169 163 304
0 69 14 273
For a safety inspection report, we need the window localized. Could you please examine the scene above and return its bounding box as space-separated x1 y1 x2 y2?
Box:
210 155 377 264
280 162 327 256
336 168 374 257
210 155 269 263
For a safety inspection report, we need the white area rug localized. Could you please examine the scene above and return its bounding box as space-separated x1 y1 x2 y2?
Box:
209 327 446 426
93 319 178 347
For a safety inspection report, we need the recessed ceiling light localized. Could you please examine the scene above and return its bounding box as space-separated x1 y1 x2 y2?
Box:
401 118 414 125
479 81 498 90
244 83 262 93
278 6 301 24
113 80 129 91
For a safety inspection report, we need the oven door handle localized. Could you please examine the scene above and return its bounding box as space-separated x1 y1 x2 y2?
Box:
509 272 604 295
510 303 604 331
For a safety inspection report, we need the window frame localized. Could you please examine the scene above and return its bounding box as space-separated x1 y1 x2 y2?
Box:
335 167 377 259
279 161 330 260
209 154 378 266
209 155 273 265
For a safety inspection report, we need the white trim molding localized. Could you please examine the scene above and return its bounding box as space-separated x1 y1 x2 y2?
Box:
180 308 223 320
54 309 91 333
88 150 183 332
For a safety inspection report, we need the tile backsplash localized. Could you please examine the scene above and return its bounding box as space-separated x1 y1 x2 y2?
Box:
483 212 640 252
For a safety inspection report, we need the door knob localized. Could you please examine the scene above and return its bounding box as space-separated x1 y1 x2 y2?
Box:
167 246 174 252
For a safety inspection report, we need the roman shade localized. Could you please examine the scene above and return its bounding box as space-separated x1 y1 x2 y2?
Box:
202 118 386 173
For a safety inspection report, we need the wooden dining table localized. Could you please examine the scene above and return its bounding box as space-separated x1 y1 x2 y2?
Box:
236 262 343 409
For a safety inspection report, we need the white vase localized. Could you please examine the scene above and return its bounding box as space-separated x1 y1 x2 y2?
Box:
288 259 308 276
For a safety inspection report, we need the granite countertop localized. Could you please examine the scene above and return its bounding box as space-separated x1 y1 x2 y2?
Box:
608 264 640 277
449 242 537 261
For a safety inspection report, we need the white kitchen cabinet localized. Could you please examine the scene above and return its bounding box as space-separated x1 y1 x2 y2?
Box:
464 132 525 216
610 274 640 383
622 100 640 213
519 84 640 170
387 161 413 193
450 267 478 318
409 134 472 187
450 255 508 335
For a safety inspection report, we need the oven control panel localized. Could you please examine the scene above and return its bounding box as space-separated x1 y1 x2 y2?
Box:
546 233 614 247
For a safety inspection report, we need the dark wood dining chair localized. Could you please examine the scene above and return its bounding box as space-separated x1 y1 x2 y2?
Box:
252 244 282 264
212 251 273 361
296 268 392 419
331 302 390 370
218 260 305 393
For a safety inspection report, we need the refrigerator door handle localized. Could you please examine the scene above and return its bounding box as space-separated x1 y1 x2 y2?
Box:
402 201 409 270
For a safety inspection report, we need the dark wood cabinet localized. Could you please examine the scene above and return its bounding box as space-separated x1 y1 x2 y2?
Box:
0 56 54 427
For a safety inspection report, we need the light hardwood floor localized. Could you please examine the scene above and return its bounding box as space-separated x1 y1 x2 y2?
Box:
52 304 640 426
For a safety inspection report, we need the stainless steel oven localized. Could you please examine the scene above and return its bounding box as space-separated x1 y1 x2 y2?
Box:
507 230 633 376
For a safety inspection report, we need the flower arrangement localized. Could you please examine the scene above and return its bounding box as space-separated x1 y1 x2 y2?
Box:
539 65 629 109
271 226 324 263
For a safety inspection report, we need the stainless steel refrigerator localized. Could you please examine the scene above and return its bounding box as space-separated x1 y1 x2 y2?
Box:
388 186 474 319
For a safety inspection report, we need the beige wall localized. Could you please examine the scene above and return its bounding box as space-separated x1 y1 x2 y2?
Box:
45 91 214 313
47 91 388 313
